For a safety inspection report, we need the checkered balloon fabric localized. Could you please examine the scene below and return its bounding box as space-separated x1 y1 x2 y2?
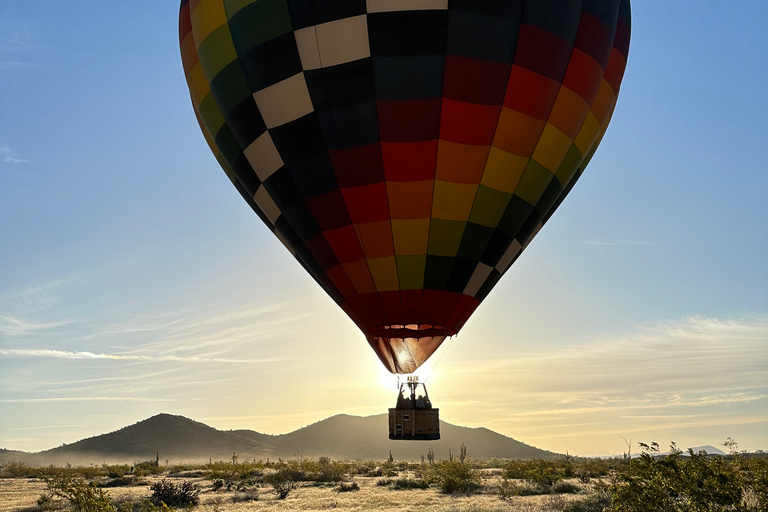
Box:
179 0 631 374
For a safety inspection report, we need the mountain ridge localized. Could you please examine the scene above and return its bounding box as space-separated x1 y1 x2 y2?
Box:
1 413 558 465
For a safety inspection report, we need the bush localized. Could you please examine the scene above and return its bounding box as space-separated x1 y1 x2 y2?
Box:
551 480 582 494
610 443 746 512
231 490 259 502
149 479 199 508
264 470 299 500
1 461 37 478
211 478 224 490
41 476 116 512
428 459 482 495
133 461 164 477
336 482 359 492
100 476 144 487
392 478 429 490
561 491 611 512
523 460 566 489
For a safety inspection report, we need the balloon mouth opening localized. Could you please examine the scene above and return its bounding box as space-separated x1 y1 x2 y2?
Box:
369 324 456 339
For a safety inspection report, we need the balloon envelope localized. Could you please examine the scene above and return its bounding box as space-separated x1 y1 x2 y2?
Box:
179 0 631 373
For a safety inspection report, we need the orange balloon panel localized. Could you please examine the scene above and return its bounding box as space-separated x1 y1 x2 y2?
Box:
180 0 631 373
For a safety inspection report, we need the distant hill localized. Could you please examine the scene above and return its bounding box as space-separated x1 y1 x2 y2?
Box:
1 413 557 465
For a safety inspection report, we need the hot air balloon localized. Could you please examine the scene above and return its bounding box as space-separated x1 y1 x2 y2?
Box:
179 0 630 440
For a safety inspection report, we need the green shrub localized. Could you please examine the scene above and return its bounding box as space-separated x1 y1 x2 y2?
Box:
1 461 37 478
551 480 582 494
42 476 116 512
610 443 746 512
561 491 611 512
264 470 299 500
428 459 482 495
523 460 566 488
148 479 199 508
388 477 429 490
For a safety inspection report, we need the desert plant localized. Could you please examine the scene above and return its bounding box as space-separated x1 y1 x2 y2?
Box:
428 459 482 495
231 490 259 502
42 476 116 512
264 470 299 500
610 442 745 512
211 478 224 490
523 459 566 489
392 477 429 490
335 481 359 492
561 491 612 512
148 479 200 508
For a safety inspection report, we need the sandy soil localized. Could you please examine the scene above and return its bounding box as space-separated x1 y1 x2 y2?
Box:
0 475 585 512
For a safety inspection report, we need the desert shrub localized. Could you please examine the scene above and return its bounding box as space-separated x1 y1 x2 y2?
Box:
115 498 173 512
105 465 131 479
392 477 429 490
376 478 393 487
561 491 611 512
496 478 545 497
336 481 359 492
0 461 37 478
264 470 299 500
42 476 116 512
354 460 379 476
231 490 259 502
211 478 224 490
741 456 768 510
610 443 745 512
428 459 482 495
100 476 144 487
501 460 528 480
133 461 164 477
523 460 566 489
149 479 199 508
551 480 583 494
316 458 350 482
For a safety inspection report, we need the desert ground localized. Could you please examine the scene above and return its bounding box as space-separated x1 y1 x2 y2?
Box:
0 472 592 512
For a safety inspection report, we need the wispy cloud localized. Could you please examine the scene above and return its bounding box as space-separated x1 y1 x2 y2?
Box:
0 397 175 403
440 315 768 448
0 144 29 164
0 316 76 336
0 348 283 364
0 22 33 70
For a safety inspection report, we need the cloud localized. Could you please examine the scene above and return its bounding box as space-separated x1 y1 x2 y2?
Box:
0 348 283 365
0 397 175 403
0 316 76 336
0 144 29 164
0 22 33 70
439 315 768 445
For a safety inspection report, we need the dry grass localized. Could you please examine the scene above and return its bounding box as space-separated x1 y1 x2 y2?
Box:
0 475 592 512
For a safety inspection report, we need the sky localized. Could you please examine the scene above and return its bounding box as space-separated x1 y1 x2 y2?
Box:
1 1 766 458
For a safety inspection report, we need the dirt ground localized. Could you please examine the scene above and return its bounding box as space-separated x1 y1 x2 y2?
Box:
0 475 587 512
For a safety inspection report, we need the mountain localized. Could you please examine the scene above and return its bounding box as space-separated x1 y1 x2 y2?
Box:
1 413 557 465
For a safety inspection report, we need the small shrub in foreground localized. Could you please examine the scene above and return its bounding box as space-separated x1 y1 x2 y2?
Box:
41 476 116 512
336 481 359 492
149 479 199 508
561 491 611 512
264 470 299 500
392 477 429 490
428 459 482 495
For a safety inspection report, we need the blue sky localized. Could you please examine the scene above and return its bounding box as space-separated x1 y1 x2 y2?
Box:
1 1 766 456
